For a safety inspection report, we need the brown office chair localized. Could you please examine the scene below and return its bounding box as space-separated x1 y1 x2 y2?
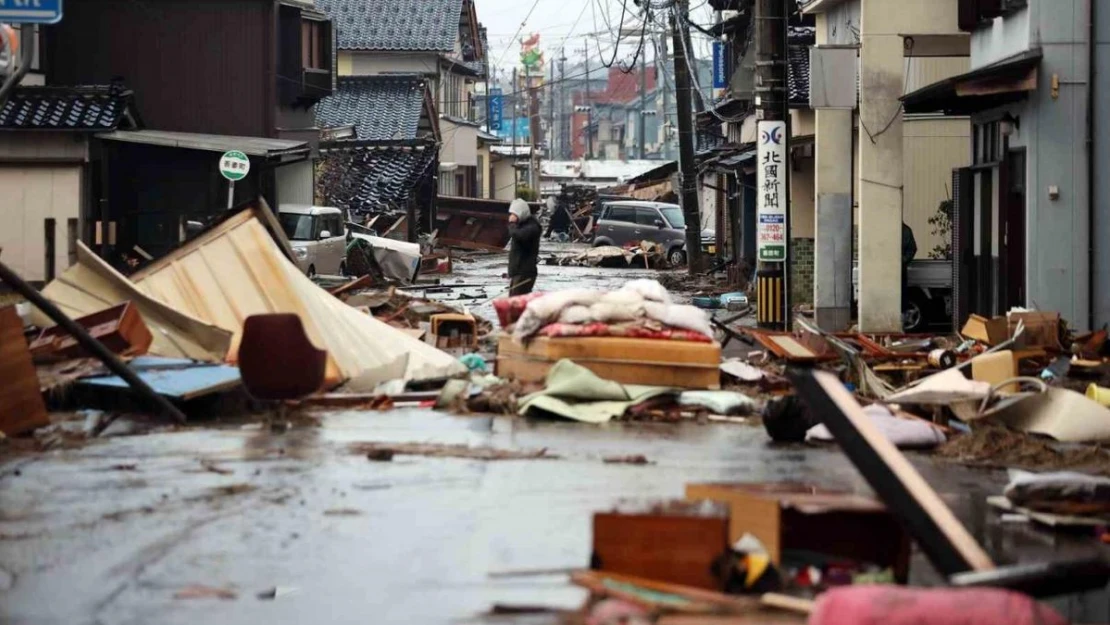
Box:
239 313 327 402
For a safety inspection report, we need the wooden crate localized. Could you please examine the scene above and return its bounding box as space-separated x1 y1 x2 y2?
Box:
29 301 152 360
0 306 48 436
685 482 912 583
497 334 721 389
593 500 731 590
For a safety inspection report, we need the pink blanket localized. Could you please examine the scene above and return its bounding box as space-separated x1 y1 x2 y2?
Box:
809 586 1067 625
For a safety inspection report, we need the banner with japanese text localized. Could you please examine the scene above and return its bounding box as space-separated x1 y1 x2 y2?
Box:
757 120 787 262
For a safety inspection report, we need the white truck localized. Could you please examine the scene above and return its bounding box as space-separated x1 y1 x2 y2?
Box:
852 259 953 332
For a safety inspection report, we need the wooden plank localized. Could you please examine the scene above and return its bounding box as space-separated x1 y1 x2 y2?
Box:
789 370 995 575
0 305 49 435
571 570 758 614
497 334 721 389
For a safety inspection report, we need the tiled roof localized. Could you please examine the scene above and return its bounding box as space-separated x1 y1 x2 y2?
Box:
0 85 136 131
317 144 437 214
316 75 426 141
316 0 463 52
787 28 815 107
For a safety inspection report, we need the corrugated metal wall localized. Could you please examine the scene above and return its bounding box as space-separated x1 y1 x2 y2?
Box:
47 0 272 138
903 117 970 259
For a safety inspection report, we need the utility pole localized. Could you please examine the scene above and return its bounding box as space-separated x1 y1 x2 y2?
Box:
638 49 647 160
754 0 790 330
511 66 519 192
529 71 541 193
659 31 671 160
582 45 593 160
671 0 704 274
549 57 556 158
559 50 567 159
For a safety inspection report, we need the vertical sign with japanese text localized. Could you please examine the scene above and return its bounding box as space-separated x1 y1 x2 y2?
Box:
712 41 727 89
757 120 787 262
488 87 503 132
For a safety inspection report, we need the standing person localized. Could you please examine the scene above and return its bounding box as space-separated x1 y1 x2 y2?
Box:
508 198 541 295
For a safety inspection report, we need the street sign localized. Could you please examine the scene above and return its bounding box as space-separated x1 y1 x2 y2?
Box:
488 87 503 132
757 120 787 262
219 150 250 181
712 41 727 89
0 0 63 24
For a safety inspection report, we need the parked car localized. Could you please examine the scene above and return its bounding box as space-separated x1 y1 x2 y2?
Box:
278 205 348 277
592 201 715 266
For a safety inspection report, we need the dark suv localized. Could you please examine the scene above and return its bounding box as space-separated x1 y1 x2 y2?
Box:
592 201 714 266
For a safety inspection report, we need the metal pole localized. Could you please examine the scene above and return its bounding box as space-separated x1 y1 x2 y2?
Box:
549 58 556 157
671 0 705 274
226 180 235 209
583 46 593 160
559 51 567 159
781 0 792 329
659 31 671 160
530 73 541 193
512 67 519 192
639 48 648 160
0 260 188 424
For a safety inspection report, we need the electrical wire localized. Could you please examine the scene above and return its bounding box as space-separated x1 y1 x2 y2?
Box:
859 37 914 143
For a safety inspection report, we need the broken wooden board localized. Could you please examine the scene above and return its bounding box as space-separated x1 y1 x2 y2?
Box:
497 334 721 390
0 305 49 435
684 482 911 583
789 369 996 576
29 301 152 361
592 500 731 590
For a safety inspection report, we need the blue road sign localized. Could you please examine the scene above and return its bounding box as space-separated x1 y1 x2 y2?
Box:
0 0 63 24
488 87 503 132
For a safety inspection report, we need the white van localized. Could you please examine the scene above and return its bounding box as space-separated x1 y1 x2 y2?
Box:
278 205 348 277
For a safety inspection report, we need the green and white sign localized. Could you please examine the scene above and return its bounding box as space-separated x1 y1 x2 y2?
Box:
219 150 250 181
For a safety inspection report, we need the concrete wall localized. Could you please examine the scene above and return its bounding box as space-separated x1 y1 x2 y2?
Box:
903 117 970 258
1095 0 1110 327
967 0 1093 326
477 144 491 198
971 7 1032 68
440 118 478 167
0 133 87 161
0 165 82 282
792 155 816 239
341 51 439 77
491 157 517 201
275 159 314 206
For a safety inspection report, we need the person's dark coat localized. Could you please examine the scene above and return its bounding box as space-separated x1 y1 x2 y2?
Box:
902 223 918 266
508 217 541 278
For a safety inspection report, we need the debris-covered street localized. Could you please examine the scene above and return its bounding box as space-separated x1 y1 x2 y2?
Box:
5 0 1110 622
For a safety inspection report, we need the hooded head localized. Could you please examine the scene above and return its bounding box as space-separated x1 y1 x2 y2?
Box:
509 198 532 222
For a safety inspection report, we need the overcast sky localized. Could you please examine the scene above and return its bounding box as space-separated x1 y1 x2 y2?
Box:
477 0 717 81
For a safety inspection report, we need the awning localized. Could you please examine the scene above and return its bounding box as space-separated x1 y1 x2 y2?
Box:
96 130 310 158
902 48 1042 115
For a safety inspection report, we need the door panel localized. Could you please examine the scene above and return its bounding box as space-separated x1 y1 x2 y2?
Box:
0 166 81 282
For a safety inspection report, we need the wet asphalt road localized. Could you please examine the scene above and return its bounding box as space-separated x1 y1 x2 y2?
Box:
3 410 1108 624
2 251 1109 624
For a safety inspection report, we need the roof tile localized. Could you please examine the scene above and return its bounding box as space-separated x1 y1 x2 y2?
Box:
318 145 437 214
0 85 135 131
316 0 463 52
316 75 427 141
